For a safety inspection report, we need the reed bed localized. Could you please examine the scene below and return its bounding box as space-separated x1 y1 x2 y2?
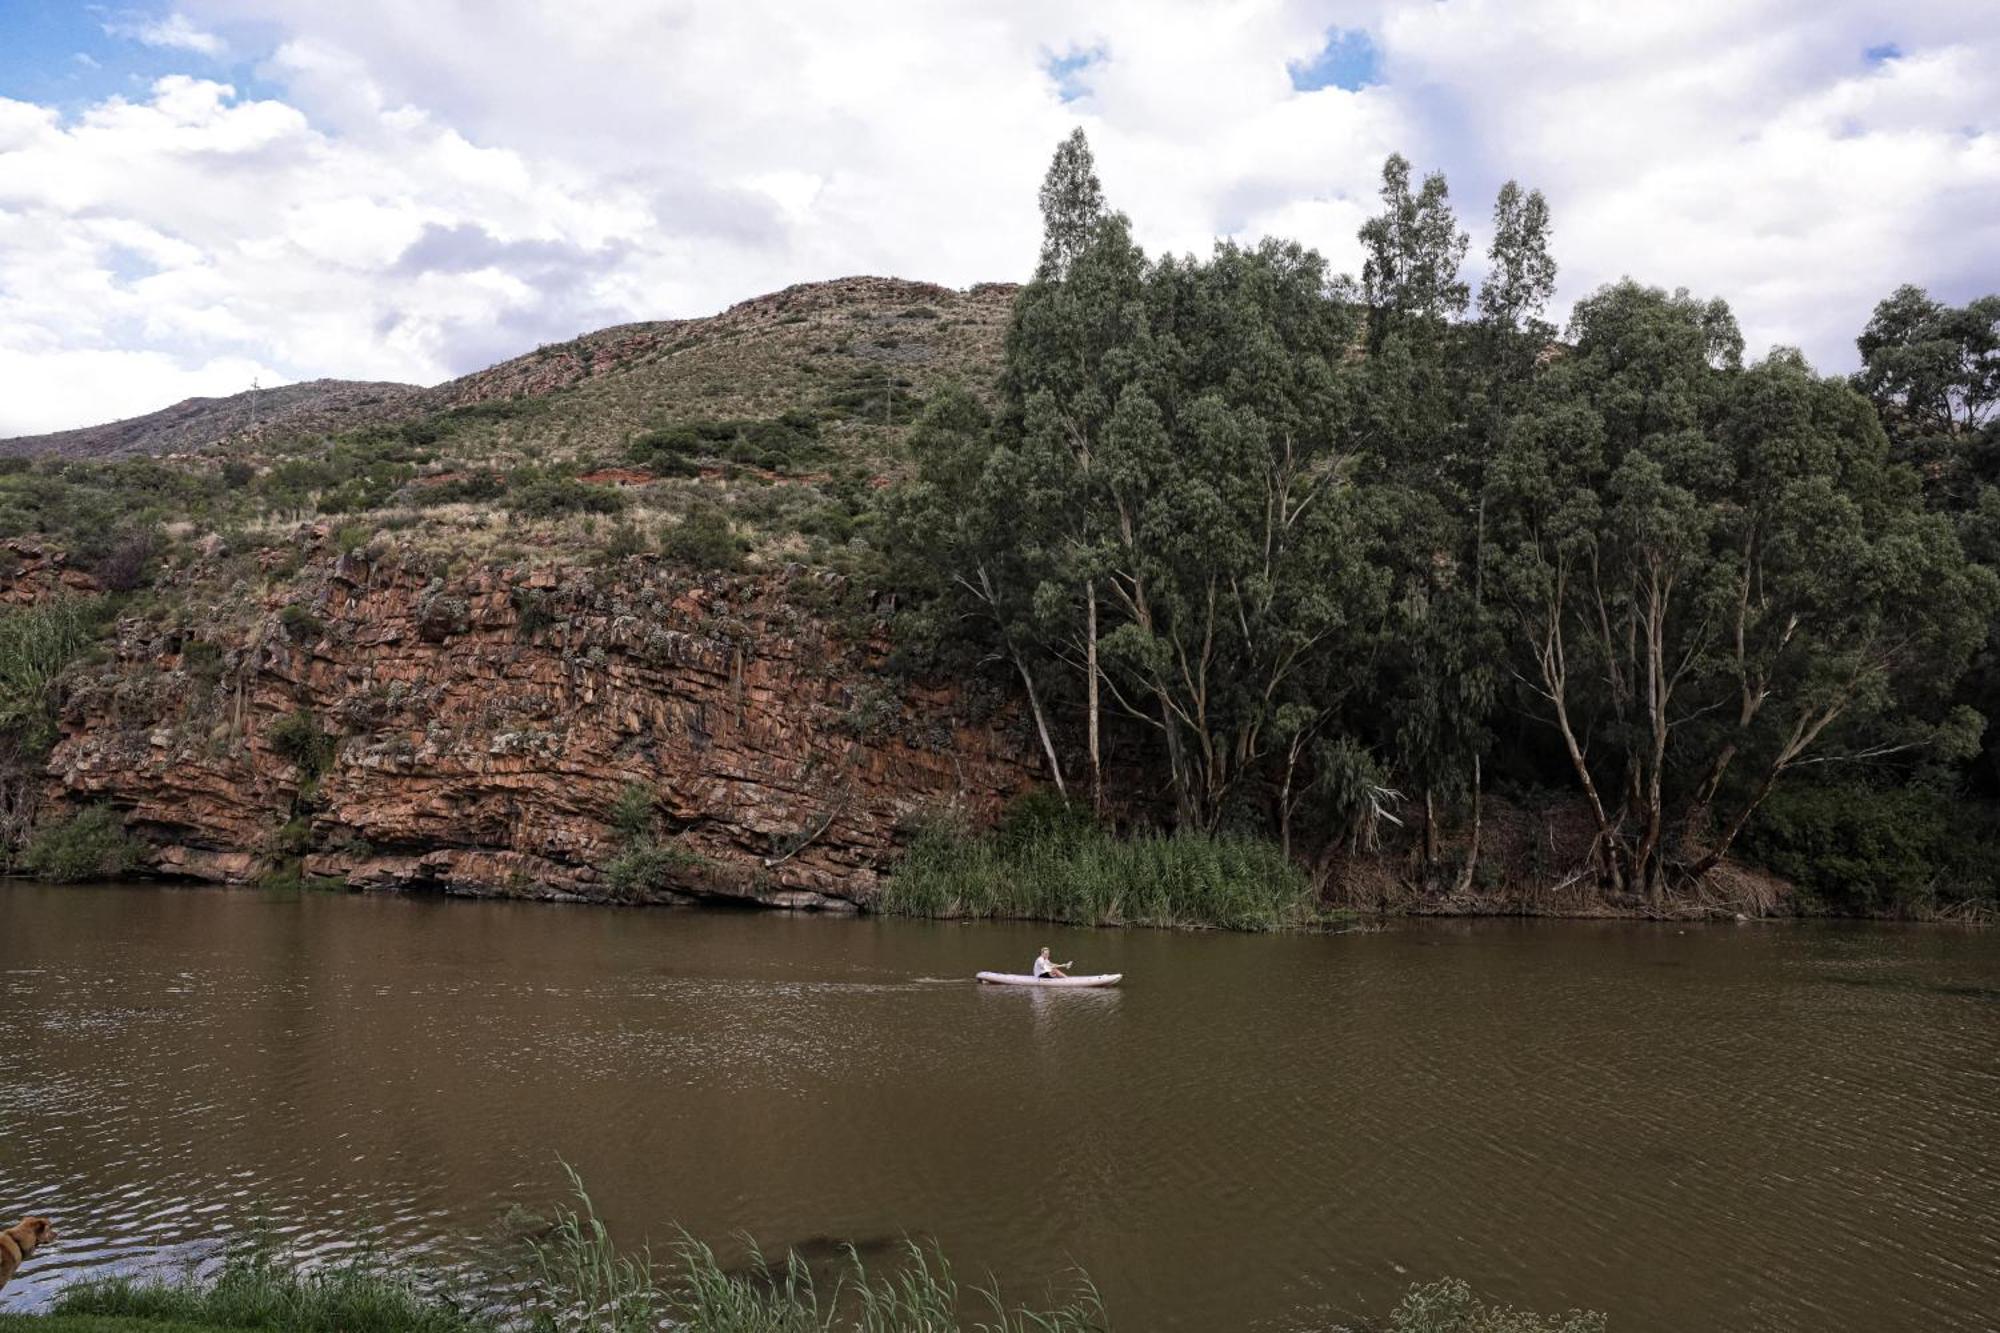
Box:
878 799 1334 932
50 1169 1108 1333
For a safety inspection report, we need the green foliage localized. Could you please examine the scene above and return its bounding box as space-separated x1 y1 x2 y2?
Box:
599 521 649 563
0 598 99 748
268 709 335 777
880 794 1332 931
1486 283 1997 896
1360 152 1471 332
523 1165 1108 1333
1739 781 2000 914
54 1245 489 1333
608 781 657 841
1359 1277 1606 1333
604 837 706 898
658 499 746 572
630 412 826 474
21 806 143 881
92 524 161 592
510 586 557 637
505 472 628 519
408 470 508 507
278 604 324 640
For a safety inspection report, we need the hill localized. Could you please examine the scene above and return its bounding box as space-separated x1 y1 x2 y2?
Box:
0 378 423 461
0 276 1016 467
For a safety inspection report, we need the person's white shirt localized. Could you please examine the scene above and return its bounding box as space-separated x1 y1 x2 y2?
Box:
1032 954 1053 976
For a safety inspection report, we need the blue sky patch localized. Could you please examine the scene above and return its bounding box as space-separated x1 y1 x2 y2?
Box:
1289 28 1380 92
0 2 277 113
1043 45 1106 104
1863 42 1902 65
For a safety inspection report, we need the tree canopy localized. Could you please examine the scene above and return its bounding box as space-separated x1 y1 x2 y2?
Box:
886 129 2000 910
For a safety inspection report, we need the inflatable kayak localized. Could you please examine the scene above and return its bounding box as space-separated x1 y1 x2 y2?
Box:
975 971 1123 988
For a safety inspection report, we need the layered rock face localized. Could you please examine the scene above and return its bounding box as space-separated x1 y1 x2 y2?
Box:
45 549 1041 908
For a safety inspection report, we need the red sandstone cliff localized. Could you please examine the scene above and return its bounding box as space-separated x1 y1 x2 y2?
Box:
39 539 1042 908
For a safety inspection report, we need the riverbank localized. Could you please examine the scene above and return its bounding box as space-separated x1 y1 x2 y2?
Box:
0 1236 1603 1333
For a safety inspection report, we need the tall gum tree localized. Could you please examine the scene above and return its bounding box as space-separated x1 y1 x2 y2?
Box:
1488 282 1997 902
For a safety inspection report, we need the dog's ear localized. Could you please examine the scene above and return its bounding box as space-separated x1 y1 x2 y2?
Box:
25 1217 52 1242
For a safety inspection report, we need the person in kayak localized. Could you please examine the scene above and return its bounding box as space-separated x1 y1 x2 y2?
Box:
1033 947 1072 979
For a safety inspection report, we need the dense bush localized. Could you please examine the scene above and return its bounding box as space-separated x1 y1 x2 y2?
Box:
879 793 1333 931
505 473 628 519
278 603 325 640
658 499 746 572
268 709 335 777
629 411 826 474
0 598 99 745
21 806 144 881
92 523 161 591
1738 782 2000 914
604 837 706 898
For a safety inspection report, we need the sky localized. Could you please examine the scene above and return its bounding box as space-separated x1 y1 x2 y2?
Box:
0 1 1995 437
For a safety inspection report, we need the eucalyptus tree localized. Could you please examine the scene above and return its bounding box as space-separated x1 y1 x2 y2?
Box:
1855 285 2000 490
1005 130 1149 810
1358 153 1471 336
1087 240 1385 830
1488 281 1996 901
879 388 1071 795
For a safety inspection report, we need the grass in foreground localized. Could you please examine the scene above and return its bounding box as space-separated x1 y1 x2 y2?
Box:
17 1171 1603 1331
0 1319 239 1333
878 795 1344 932
40 1168 1107 1333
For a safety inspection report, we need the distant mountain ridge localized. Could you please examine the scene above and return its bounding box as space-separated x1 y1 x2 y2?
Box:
0 276 1013 461
0 378 425 461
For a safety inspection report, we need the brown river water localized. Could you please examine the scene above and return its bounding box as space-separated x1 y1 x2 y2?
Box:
1 881 1996 1330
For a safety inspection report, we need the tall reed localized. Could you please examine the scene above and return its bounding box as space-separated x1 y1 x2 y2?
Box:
878 796 1332 931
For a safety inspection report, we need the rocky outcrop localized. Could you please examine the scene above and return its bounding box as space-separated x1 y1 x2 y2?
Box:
44 547 1041 909
0 540 101 606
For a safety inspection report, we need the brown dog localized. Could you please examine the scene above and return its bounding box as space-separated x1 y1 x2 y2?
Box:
0 1216 55 1294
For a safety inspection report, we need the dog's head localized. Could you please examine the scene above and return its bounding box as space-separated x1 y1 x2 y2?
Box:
10 1218 54 1256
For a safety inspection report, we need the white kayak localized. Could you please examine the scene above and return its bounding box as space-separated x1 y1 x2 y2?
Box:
975 971 1123 988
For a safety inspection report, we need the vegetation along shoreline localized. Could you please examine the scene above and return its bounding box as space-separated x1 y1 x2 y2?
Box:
2 132 1997 925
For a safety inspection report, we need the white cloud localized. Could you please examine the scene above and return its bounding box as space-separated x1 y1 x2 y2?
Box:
1 0 1995 435
102 11 227 57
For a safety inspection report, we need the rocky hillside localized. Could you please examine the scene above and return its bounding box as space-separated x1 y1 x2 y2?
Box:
0 276 1048 907
0 379 423 461
25 528 1039 906
0 276 1015 467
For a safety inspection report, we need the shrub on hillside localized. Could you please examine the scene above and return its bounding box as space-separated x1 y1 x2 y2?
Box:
658 500 746 572
93 524 161 591
605 837 706 898
22 806 143 881
268 709 335 777
629 412 825 473
504 475 627 519
279 603 325 640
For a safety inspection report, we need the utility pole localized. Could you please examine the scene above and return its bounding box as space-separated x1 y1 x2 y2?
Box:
249 377 261 430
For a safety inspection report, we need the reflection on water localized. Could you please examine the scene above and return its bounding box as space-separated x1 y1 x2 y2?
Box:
1 882 1996 1331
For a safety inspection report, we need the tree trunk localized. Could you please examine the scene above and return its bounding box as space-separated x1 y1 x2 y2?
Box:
1454 755 1483 895
1008 645 1067 798
1422 787 1438 872
1085 578 1103 814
